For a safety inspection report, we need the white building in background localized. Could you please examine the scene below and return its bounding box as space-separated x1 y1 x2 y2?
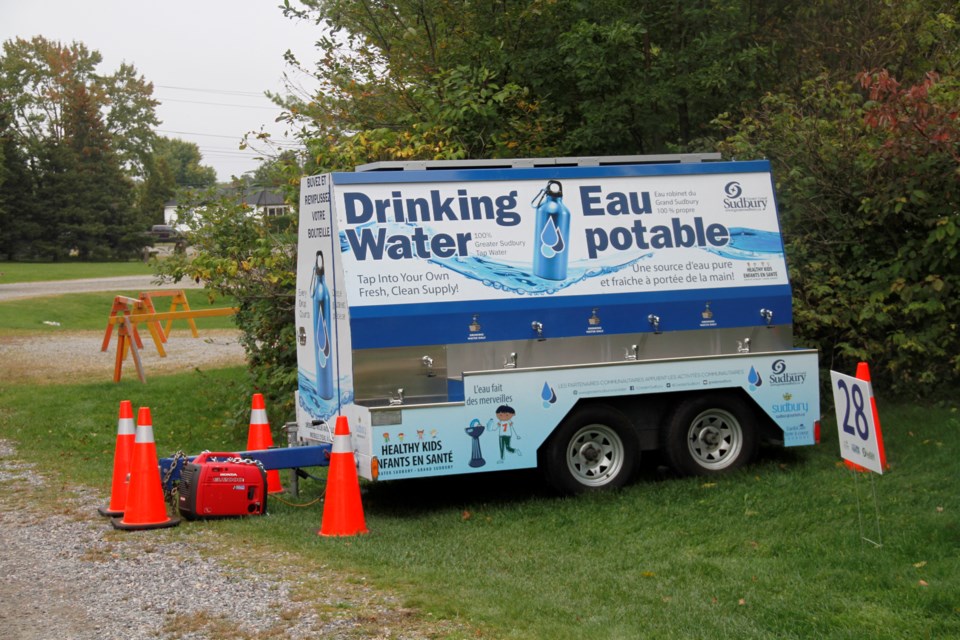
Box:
163 188 293 228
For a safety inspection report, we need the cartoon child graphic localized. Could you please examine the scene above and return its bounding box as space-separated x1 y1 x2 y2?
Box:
488 404 521 463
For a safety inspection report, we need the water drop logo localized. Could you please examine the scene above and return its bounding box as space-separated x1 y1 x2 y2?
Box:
541 381 558 408
747 366 763 390
539 217 565 259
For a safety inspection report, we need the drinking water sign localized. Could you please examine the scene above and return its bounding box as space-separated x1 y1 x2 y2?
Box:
329 163 787 309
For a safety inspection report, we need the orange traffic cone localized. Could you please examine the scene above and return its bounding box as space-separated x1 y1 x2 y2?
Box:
319 416 368 537
98 400 136 517
856 361 888 471
112 407 180 531
247 393 283 494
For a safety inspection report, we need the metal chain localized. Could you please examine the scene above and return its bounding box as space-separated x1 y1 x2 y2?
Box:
161 450 189 505
225 456 267 474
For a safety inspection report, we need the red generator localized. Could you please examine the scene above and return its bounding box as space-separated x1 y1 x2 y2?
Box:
177 452 267 520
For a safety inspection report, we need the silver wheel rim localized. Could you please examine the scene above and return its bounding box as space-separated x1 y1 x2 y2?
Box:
565 424 625 487
685 408 743 471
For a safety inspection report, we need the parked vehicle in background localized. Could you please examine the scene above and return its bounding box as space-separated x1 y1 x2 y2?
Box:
149 225 180 242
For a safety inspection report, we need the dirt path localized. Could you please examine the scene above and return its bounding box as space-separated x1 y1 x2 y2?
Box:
0 440 464 640
0 329 247 383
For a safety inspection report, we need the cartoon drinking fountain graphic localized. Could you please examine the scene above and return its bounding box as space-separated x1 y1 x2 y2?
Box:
465 419 486 467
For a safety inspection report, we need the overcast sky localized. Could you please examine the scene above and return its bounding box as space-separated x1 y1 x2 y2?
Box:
1 0 321 182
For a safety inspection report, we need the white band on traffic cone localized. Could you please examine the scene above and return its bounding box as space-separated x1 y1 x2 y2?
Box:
331 433 351 454
135 424 155 444
117 417 135 436
250 408 268 425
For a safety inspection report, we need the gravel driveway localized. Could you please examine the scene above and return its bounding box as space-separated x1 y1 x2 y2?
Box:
0 278 467 639
0 275 201 302
0 275 242 383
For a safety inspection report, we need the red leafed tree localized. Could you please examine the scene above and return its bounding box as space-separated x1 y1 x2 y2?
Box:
860 69 960 162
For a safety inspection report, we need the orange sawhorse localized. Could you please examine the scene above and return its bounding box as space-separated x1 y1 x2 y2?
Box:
108 307 238 382
138 290 199 340
102 295 169 358
102 290 197 358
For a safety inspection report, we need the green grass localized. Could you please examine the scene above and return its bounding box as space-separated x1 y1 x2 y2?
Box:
1 263 957 638
0 289 237 332
0 260 153 283
0 366 957 639
0 368 253 483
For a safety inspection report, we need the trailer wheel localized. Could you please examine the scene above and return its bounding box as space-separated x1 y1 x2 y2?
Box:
665 395 757 476
544 406 639 493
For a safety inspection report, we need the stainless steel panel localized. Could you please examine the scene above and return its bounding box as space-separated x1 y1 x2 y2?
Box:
354 346 447 406
353 324 793 406
446 325 793 380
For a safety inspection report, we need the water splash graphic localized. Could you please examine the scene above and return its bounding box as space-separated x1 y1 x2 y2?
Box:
432 254 652 296
338 223 782 295
706 228 783 260
299 371 353 420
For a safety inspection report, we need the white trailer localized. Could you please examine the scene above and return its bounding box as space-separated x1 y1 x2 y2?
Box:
293 155 819 492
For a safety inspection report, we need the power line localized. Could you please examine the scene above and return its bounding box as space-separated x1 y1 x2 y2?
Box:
157 129 243 140
195 145 305 157
155 84 266 98
156 128 304 148
157 97 278 110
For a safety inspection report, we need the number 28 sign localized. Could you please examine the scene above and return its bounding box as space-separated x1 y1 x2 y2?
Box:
830 371 885 474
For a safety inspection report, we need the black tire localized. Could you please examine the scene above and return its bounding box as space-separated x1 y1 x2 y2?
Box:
664 394 757 476
543 405 639 493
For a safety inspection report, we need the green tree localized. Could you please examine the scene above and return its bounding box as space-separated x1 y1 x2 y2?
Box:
276 0 799 165
0 36 159 176
519 0 790 153
31 135 74 260
248 149 302 190
719 71 960 394
277 0 560 169
155 191 299 419
154 137 218 189
774 0 960 92
103 62 162 179
136 154 176 225
0 109 39 260
278 0 960 164
34 83 137 260
0 36 161 259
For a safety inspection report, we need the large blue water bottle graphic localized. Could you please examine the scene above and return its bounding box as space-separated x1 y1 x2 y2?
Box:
532 180 570 280
310 250 334 399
